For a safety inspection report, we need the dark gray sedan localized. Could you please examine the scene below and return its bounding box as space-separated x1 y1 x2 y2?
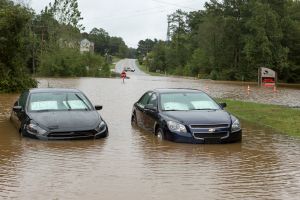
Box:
10 88 108 140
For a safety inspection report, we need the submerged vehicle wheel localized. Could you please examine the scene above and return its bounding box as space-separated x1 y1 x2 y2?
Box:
156 128 164 141
131 113 137 126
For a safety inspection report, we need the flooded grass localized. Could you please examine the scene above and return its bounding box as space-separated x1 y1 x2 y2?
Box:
136 61 162 76
220 99 300 137
110 56 122 69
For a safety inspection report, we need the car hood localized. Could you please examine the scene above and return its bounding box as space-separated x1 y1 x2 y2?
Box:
161 110 231 125
28 111 101 132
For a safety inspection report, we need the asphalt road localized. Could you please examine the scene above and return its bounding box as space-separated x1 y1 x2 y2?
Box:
114 59 147 76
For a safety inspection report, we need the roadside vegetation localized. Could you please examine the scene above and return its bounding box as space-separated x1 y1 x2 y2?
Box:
2 0 300 93
0 0 134 92
0 0 37 92
109 56 122 69
219 99 300 137
137 0 300 83
136 61 161 76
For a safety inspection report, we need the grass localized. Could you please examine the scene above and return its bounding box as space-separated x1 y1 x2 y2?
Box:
136 62 200 80
135 61 164 76
218 99 300 137
109 56 122 69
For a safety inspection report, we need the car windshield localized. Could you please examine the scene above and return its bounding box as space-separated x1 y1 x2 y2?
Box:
160 92 220 111
28 92 93 112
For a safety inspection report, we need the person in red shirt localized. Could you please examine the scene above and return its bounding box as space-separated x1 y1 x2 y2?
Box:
121 70 127 83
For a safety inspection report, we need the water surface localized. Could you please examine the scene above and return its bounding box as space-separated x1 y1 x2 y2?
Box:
0 60 299 199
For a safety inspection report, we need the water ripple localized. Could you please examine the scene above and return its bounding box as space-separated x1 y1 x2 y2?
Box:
0 76 299 200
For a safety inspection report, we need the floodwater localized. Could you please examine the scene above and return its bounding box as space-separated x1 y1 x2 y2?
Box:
0 59 300 199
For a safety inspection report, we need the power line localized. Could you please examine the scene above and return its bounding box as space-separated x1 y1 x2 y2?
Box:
89 9 168 23
151 0 195 10
89 5 164 21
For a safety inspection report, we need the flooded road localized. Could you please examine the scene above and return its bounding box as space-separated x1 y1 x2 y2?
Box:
0 59 300 199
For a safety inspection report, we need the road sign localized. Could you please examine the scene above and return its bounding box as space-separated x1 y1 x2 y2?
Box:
259 67 277 87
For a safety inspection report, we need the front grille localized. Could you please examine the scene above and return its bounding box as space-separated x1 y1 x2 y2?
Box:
48 130 97 138
190 124 229 129
189 123 230 140
193 131 228 139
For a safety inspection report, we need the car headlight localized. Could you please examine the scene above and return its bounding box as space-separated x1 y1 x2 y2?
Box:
95 121 107 133
231 119 241 132
26 121 47 136
167 121 187 133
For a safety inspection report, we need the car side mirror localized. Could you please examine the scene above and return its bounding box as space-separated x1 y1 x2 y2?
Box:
13 106 23 113
95 105 103 110
219 103 227 109
145 104 157 112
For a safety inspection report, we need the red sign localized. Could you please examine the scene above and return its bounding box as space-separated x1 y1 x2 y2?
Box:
262 77 275 87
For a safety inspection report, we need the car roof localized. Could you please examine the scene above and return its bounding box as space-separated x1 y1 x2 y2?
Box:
29 88 82 93
153 88 204 93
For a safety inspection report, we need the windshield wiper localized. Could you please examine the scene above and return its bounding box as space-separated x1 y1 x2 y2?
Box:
162 109 186 111
65 93 72 110
75 94 91 110
35 109 55 112
190 108 217 110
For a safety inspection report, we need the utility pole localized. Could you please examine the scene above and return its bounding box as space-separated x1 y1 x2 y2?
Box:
32 35 35 74
30 22 36 74
166 15 171 42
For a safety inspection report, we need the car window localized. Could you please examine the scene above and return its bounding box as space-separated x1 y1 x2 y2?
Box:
18 91 29 109
148 93 157 106
160 92 220 111
28 92 93 112
137 92 152 108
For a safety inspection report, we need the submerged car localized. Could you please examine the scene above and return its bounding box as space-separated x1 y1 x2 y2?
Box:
10 88 108 140
131 88 242 144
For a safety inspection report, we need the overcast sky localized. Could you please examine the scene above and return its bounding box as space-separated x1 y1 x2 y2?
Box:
28 0 206 48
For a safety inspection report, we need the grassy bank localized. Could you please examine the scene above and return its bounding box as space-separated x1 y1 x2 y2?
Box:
136 61 163 76
109 56 122 69
219 99 300 137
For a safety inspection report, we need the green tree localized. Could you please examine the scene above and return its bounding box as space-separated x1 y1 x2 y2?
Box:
48 0 84 31
88 28 110 55
0 0 37 92
141 0 300 83
243 0 288 80
109 36 128 58
147 41 167 72
167 10 190 72
280 0 300 82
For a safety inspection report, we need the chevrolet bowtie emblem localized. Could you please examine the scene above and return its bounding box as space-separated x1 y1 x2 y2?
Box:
208 128 215 132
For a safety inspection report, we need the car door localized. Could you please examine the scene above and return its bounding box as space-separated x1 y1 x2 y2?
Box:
10 91 29 130
144 93 158 132
135 91 152 128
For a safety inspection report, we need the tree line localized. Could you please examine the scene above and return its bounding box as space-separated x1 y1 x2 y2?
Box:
0 0 132 92
137 0 300 83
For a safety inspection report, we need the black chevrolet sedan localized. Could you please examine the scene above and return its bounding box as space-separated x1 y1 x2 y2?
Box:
10 88 108 140
131 89 242 144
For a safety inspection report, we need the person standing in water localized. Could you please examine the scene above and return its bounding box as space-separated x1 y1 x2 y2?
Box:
121 70 127 83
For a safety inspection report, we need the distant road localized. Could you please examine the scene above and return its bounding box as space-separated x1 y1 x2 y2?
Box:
115 59 148 76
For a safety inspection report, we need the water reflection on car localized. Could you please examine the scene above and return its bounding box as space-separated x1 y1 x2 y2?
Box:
10 88 108 140
131 88 242 144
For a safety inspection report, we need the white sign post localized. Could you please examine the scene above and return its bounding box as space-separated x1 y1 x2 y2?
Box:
258 67 277 87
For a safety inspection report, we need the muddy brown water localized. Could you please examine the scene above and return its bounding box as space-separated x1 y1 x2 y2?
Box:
0 66 300 199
